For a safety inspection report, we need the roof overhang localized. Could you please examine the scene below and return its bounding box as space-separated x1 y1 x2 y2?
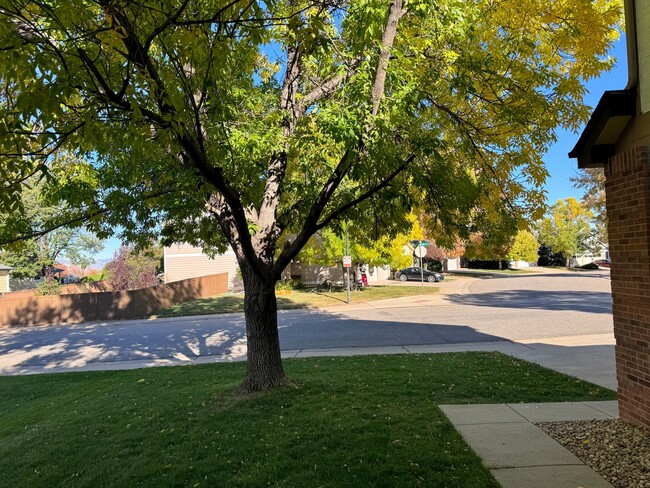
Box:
568 90 636 168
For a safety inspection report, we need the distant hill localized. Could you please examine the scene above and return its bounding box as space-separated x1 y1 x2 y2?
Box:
90 258 111 270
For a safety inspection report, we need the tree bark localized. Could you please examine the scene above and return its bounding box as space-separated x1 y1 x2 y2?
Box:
238 264 288 393
371 0 407 117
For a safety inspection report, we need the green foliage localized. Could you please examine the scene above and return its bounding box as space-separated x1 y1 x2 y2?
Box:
506 230 540 263
464 259 510 270
423 258 443 272
571 168 607 243
537 198 593 259
297 213 424 270
381 214 425 270
275 279 305 291
0 240 40 278
0 174 103 278
0 0 624 383
537 244 566 267
0 0 623 258
34 271 62 296
63 234 104 270
296 229 346 267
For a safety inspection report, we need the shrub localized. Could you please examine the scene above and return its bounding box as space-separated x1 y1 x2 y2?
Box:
537 245 566 266
580 262 599 270
34 270 62 296
276 279 306 291
81 271 107 282
422 258 443 272
105 246 161 291
463 259 510 270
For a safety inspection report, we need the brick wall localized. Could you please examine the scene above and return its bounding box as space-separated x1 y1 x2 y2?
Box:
605 145 650 428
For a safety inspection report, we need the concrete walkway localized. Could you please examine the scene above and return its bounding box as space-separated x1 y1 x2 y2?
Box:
440 401 618 488
288 311 618 488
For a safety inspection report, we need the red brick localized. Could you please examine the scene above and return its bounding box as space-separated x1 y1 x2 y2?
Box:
605 145 650 429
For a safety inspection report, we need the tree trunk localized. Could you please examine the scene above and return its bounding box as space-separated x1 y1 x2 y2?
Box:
238 265 288 393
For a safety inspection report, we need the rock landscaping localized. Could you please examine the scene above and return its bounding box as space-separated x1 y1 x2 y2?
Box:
537 419 650 488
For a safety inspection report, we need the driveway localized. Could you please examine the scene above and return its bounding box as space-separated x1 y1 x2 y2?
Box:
0 270 614 377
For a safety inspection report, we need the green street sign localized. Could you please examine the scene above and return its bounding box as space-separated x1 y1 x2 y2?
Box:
420 240 429 247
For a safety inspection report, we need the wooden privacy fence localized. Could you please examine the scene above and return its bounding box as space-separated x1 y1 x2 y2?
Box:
0 282 111 300
0 273 229 327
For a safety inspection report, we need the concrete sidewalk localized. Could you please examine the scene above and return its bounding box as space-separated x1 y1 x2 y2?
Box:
440 401 618 488
4 333 617 394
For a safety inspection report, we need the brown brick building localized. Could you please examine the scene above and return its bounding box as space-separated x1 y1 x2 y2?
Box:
570 1 650 428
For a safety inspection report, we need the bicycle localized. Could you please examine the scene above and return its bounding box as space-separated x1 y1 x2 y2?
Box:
343 276 363 292
316 279 333 293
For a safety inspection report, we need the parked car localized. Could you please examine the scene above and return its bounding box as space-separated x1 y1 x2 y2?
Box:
593 259 611 268
395 267 445 283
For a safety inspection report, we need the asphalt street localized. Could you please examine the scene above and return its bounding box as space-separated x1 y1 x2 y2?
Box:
0 270 614 375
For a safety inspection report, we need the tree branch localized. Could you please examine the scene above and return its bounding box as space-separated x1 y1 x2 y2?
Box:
279 43 302 128
1 166 43 191
0 188 177 246
272 146 357 275
370 0 406 117
99 0 264 276
273 153 412 276
1 122 85 158
315 155 414 231
297 56 363 116
144 0 194 50
271 1 409 275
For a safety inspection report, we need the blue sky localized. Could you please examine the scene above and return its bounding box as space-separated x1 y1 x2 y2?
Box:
96 36 629 260
543 35 628 204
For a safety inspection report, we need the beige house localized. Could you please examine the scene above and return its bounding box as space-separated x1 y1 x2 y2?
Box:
0 263 12 293
164 243 392 288
288 261 391 285
163 243 242 290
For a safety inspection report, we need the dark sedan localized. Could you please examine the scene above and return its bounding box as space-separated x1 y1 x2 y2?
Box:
395 267 445 283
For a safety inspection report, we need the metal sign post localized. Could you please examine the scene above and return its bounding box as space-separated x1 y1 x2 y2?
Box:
344 221 350 304
413 240 429 286
420 251 424 285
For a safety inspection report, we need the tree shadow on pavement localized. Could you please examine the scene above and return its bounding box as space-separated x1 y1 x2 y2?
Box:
445 289 612 314
0 312 507 375
0 315 248 374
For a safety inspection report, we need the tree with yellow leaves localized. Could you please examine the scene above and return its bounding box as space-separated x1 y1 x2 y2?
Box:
537 198 594 261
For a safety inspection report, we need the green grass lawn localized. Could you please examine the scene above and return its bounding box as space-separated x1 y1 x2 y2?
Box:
155 285 441 318
0 352 615 487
